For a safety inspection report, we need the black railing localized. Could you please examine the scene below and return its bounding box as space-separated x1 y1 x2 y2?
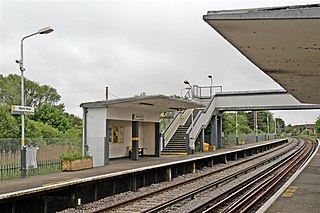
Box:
0 159 62 180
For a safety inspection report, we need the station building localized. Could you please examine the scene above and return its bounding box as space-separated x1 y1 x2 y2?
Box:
80 95 202 167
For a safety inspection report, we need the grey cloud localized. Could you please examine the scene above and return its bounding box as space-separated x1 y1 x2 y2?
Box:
1 0 319 124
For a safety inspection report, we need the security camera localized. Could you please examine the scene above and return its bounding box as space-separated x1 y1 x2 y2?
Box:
15 60 20 64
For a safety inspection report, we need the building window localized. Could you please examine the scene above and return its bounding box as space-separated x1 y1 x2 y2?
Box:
109 126 124 144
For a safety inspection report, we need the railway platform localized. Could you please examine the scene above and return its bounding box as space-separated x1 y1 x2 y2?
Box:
262 139 320 213
0 138 288 212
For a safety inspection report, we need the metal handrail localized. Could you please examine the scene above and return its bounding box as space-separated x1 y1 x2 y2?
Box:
162 109 193 149
186 94 218 148
192 85 223 99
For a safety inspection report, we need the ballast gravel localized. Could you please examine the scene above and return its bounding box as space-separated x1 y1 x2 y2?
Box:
58 141 297 213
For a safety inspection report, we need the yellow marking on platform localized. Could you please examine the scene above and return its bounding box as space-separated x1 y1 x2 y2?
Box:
282 186 298 198
42 178 81 187
161 152 188 155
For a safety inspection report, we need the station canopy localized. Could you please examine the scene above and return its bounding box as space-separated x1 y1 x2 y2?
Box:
80 94 204 112
203 4 320 104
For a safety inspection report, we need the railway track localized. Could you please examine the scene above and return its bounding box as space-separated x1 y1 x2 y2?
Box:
90 138 318 213
191 138 318 213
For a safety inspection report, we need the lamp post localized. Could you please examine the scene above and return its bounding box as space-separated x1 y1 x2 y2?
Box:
267 114 270 140
254 111 258 142
208 75 213 97
235 111 239 144
184 80 193 99
16 27 54 178
274 117 277 138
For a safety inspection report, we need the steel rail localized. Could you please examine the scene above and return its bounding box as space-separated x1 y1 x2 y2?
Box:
188 138 307 213
144 139 302 213
91 138 297 213
234 139 317 212
215 139 316 213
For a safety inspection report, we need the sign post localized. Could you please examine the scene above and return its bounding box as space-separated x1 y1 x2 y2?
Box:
11 105 34 178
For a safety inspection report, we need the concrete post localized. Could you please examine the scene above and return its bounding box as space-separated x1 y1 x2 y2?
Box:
217 115 222 149
208 158 214 167
166 167 172 181
210 116 218 147
131 175 137 192
191 162 196 173
223 155 227 164
200 129 204 152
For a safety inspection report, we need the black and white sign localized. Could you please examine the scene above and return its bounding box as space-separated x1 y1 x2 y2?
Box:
11 105 35 115
132 114 144 121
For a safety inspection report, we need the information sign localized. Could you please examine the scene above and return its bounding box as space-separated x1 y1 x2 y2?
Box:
11 105 35 115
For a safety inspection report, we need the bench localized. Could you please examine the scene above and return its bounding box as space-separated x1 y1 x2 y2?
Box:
128 146 147 159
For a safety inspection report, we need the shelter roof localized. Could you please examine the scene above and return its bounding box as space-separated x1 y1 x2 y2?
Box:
203 4 320 104
80 94 204 112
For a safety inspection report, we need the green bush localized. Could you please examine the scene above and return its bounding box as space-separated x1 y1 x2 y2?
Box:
61 151 90 161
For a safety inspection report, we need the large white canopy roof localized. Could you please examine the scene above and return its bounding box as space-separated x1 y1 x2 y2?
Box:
203 4 320 104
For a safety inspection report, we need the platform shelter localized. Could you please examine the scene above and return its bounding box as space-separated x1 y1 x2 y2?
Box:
80 95 202 167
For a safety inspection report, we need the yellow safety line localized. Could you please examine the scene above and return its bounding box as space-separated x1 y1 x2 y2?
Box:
161 152 188 155
282 186 298 198
132 137 139 141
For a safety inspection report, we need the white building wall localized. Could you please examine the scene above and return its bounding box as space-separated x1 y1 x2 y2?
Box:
108 120 132 158
86 107 107 167
85 106 160 163
108 120 156 158
141 122 155 155
107 107 159 122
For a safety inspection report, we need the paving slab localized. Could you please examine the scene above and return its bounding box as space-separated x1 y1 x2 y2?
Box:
0 139 282 199
265 141 320 213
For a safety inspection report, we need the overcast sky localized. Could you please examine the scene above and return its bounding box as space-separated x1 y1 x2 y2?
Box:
1 0 319 125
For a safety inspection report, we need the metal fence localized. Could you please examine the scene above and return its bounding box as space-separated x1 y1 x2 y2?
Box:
223 133 277 147
0 160 62 180
0 138 81 180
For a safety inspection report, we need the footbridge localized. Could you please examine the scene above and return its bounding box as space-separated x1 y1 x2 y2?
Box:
162 89 320 153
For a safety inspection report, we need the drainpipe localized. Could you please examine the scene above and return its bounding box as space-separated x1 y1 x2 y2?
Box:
83 107 88 156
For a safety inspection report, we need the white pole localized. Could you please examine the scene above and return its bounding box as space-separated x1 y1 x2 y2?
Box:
18 27 53 178
236 111 239 144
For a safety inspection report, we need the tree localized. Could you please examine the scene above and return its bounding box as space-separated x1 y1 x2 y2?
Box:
222 112 252 135
246 111 276 133
315 116 320 135
275 118 285 133
0 74 60 107
32 104 71 132
0 105 20 138
0 74 82 139
0 74 21 106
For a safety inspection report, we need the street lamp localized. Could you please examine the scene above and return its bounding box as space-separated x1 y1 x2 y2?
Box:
16 26 54 178
184 80 193 99
208 75 213 97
